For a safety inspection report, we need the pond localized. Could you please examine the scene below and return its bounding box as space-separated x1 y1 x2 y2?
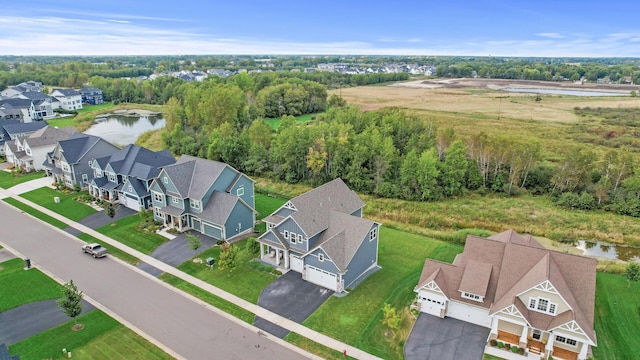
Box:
502 87 629 97
84 115 166 145
575 240 640 262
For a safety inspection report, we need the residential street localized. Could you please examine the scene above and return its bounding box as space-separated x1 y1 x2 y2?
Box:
0 202 307 360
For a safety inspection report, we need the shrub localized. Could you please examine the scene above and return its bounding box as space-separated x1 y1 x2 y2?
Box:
518 347 525 355
246 237 260 256
489 339 498 347
216 240 226 246
512 346 520 353
497 341 504 349
505 343 511 351
272 269 282 275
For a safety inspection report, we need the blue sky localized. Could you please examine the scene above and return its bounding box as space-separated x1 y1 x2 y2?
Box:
2 1 640 57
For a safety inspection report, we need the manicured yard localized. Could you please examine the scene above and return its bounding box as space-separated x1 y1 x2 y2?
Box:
592 272 640 360
285 333 356 360
9 310 172 360
3 198 68 229
94 214 167 254
76 233 140 266
159 273 255 324
45 117 76 128
254 192 287 232
175 238 277 304
74 103 116 114
300 227 463 359
20 187 96 221
0 258 63 312
0 170 46 189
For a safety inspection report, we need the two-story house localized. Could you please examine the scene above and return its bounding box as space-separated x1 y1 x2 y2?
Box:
0 121 48 155
50 88 83 111
5 126 76 172
42 133 119 188
257 178 380 292
89 144 176 211
149 155 256 241
79 87 104 105
0 98 37 122
16 92 56 120
414 230 597 360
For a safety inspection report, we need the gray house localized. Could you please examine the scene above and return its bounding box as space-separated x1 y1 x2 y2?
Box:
0 120 48 155
257 178 380 292
43 133 120 188
89 144 176 211
149 155 256 241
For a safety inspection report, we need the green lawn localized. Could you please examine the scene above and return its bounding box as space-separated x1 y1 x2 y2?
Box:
20 187 96 221
301 227 463 359
175 238 277 304
254 192 287 232
264 112 321 130
3 198 68 229
285 333 356 360
592 272 640 360
0 170 46 189
94 214 168 254
159 273 255 324
0 258 63 312
9 310 172 360
75 103 116 114
76 233 140 266
45 117 77 128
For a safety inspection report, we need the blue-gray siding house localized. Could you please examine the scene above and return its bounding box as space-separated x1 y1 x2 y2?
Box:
257 178 380 292
149 155 256 241
89 144 176 211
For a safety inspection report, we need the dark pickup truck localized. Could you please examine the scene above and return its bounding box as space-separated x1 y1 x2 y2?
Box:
82 243 108 258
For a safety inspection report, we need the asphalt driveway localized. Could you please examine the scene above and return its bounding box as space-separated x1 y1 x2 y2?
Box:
0 299 95 345
405 313 490 360
254 270 333 338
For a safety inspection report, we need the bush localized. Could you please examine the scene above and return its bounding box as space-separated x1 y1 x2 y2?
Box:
512 346 520 353
505 343 511 351
489 339 498 347
497 341 504 349
518 347 525 355
216 240 226 246
555 191 595 210
246 237 260 256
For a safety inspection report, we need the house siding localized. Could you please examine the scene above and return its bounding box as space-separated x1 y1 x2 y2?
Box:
518 288 571 315
223 201 254 238
351 208 362 217
276 218 307 252
274 207 294 218
210 167 238 192
305 248 339 274
159 171 180 195
71 140 119 188
229 175 254 209
343 225 378 287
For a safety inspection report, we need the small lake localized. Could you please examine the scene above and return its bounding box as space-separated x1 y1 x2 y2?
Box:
575 240 640 262
502 87 629 97
84 115 166 145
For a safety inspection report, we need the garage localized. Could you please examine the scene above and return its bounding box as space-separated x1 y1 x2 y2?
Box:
203 223 222 239
290 254 304 272
305 265 338 291
419 293 447 317
122 193 140 211
446 300 491 328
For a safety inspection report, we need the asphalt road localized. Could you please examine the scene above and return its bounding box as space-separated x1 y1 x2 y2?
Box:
0 202 307 360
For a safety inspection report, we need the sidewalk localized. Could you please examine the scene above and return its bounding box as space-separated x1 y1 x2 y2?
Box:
0 183 382 360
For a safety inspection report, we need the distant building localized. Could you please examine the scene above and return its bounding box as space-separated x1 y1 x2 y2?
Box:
79 87 104 105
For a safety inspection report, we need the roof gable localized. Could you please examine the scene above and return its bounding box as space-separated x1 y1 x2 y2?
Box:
316 211 375 272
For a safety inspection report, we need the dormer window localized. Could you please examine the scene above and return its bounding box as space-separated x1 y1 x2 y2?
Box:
297 234 303 243
369 227 377 242
318 253 324 262
190 199 200 210
461 292 483 302
528 297 557 315
237 187 244 196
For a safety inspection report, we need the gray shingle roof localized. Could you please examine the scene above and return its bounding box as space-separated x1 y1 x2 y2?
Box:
289 178 364 237
0 98 33 109
18 92 51 101
101 144 175 180
24 126 75 148
199 191 239 226
161 155 228 199
317 211 375 272
2 121 47 135
51 88 81 96
57 133 116 164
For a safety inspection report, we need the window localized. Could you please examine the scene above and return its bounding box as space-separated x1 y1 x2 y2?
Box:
172 196 179 203
108 173 116 182
369 227 377 242
163 176 168 184
190 199 200 210
528 297 557 315
88 160 93 167
290 232 297 244
153 192 164 203
462 292 482 301
96 170 103 177
318 253 324 262
298 234 303 243
284 230 289 239
555 336 577 347
154 207 162 217
237 187 244 196
82 174 88 184
61 162 70 172
25 148 31 155
128 184 133 192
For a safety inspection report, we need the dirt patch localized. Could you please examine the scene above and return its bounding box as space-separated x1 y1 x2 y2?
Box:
72 323 85 331
399 78 637 93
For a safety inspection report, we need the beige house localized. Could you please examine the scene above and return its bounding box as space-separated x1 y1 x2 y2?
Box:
415 230 596 360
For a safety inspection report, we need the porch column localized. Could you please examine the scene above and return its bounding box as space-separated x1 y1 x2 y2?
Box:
490 318 499 336
545 334 555 359
519 325 528 346
275 249 281 266
284 250 289 268
259 243 265 259
578 342 588 360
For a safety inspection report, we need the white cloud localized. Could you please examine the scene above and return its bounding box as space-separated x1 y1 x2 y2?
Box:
536 32 564 39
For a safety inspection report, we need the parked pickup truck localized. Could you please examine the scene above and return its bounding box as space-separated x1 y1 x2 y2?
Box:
82 243 108 258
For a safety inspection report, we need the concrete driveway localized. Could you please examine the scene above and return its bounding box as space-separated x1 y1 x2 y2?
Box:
405 313 490 360
0 299 95 345
65 207 136 236
254 271 333 338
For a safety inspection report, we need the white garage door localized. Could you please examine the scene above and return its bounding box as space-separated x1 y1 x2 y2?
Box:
305 265 338 291
447 300 491 328
122 194 140 211
418 291 447 317
290 254 304 272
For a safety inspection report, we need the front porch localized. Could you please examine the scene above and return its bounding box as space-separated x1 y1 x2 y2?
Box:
259 243 289 269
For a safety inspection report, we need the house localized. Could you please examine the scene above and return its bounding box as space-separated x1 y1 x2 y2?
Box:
414 230 596 360
257 178 380 292
15 92 55 120
5 126 76 171
50 89 83 111
0 121 48 155
42 133 120 188
89 144 176 211
0 99 36 122
149 155 256 241
0 81 43 97
79 87 104 105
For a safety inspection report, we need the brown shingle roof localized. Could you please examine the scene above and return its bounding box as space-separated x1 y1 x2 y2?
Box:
459 260 493 298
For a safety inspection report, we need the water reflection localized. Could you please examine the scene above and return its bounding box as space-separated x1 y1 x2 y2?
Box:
575 240 640 262
84 115 166 145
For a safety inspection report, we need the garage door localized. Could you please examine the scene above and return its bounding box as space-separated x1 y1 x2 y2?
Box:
418 291 447 317
446 300 491 328
192 218 201 232
203 223 222 239
290 254 304 272
122 193 140 211
305 265 338 291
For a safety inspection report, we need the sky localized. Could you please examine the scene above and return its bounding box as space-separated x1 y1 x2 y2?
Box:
2 1 640 57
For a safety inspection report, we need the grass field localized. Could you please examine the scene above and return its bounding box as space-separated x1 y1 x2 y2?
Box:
174 238 277 304
3 197 68 229
254 192 287 232
264 112 321 130
75 103 117 114
0 170 46 189
76 233 140 265
45 117 77 128
94 214 167 254
0 258 62 312
20 188 96 221
302 227 463 359
592 272 640 360
9 310 172 360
